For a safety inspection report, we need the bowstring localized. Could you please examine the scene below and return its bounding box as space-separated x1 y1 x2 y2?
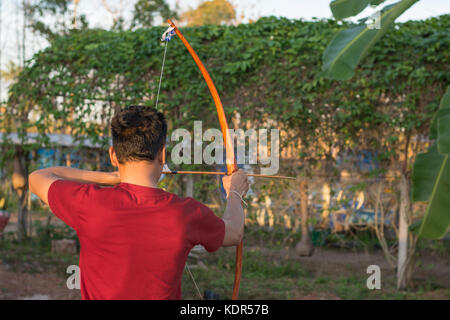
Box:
155 40 169 110
157 34 203 300
185 263 203 300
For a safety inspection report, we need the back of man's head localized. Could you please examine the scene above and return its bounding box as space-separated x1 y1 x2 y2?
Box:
111 105 167 164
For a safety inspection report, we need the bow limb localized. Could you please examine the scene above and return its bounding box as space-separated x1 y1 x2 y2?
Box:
167 19 243 300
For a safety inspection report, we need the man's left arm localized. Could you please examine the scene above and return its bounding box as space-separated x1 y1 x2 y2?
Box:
29 167 120 205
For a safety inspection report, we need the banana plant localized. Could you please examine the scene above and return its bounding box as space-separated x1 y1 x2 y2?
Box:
322 0 449 239
323 0 419 80
412 87 450 239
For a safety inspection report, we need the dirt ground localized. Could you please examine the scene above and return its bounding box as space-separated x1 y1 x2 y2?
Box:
295 248 450 286
0 266 80 300
0 246 448 300
293 248 450 299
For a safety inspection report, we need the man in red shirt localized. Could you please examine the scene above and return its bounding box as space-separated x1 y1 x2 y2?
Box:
29 105 248 300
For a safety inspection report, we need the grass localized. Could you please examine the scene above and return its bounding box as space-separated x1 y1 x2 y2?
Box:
0 232 78 277
180 243 448 300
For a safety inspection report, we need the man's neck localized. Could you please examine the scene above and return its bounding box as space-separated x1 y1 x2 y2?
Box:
118 161 161 188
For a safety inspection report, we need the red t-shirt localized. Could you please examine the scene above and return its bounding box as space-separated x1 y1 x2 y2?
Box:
48 180 225 300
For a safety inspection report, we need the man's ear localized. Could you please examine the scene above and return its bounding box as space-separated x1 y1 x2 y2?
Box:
158 146 166 165
109 146 119 168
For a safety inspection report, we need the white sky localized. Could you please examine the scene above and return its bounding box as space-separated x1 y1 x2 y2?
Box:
0 0 449 99
175 0 449 23
76 0 449 27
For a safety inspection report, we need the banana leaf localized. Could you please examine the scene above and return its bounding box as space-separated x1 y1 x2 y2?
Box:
412 86 450 239
330 0 371 20
323 0 419 80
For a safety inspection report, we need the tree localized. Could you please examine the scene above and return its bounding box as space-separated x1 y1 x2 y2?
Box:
321 0 449 289
1 62 22 82
181 0 236 26
100 0 126 30
295 178 314 256
131 0 178 29
25 0 88 39
73 0 81 28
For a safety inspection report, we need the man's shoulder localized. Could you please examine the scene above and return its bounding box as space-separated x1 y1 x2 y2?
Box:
174 195 202 207
177 196 215 216
49 179 98 195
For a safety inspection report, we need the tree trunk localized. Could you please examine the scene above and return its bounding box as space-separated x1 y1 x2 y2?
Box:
65 151 72 167
321 182 331 229
12 148 29 242
397 173 413 289
184 175 193 198
296 179 314 257
73 0 80 28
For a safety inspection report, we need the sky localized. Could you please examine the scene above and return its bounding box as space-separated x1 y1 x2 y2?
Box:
0 0 449 100
171 0 449 23
75 0 450 27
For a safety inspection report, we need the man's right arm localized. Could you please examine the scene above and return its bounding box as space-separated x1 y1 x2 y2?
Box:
221 170 249 247
29 167 120 204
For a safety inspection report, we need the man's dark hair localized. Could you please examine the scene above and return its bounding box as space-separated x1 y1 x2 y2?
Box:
111 105 167 164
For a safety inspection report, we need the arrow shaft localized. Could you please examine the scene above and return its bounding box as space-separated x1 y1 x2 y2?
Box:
162 170 296 180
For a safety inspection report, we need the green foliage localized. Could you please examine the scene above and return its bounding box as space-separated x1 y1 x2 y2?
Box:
324 0 450 243
412 87 450 239
438 114 450 154
131 0 178 29
0 232 78 275
0 61 22 81
33 220 78 248
4 16 449 178
412 144 445 202
25 0 88 39
0 180 14 211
